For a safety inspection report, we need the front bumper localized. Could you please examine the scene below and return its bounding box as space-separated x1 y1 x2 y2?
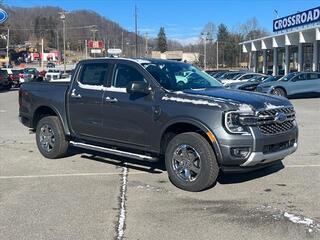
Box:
215 122 298 170
240 142 297 167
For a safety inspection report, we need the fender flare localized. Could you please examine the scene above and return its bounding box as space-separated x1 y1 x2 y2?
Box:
160 117 223 165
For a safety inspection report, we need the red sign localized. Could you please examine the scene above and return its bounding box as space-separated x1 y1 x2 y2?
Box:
87 40 104 49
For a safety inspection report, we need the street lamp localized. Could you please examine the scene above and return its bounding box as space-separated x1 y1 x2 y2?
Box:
59 11 68 74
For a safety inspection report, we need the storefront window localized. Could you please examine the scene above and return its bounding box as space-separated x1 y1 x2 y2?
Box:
289 46 298 72
277 48 285 75
303 43 313 71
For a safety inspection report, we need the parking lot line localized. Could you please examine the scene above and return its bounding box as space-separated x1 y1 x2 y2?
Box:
285 164 320 168
0 171 146 179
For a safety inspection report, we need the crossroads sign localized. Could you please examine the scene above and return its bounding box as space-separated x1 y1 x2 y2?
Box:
273 6 320 32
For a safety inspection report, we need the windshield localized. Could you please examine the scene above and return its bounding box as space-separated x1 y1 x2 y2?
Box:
231 73 243 80
262 76 277 83
142 61 222 91
279 73 296 81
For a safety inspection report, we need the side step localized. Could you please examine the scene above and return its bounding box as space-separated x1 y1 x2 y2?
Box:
69 141 158 162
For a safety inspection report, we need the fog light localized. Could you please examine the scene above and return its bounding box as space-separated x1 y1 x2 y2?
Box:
231 147 250 158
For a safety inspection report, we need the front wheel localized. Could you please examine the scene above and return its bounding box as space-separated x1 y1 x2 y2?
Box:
165 132 219 192
272 87 286 97
36 116 69 159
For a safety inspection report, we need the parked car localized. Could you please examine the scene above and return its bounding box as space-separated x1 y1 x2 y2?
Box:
19 58 298 192
19 68 40 83
222 73 267 85
257 72 320 98
217 71 243 81
211 70 229 78
46 62 55 68
11 69 24 87
0 69 11 90
227 75 281 91
45 69 62 81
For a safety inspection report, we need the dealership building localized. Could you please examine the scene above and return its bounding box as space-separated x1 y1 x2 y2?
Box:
241 6 320 75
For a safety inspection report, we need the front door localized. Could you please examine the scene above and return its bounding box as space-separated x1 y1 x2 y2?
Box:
101 62 155 147
68 62 109 139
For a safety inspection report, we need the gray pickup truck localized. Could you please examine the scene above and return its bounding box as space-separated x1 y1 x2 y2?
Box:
19 58 298 191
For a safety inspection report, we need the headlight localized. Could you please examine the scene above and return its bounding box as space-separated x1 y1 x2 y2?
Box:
224 111 257 134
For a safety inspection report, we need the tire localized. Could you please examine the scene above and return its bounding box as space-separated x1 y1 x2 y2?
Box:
165 132 219 192
272 87 286 97
36 116 69 159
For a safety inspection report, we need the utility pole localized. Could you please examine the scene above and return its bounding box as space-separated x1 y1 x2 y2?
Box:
41 38 44 70
121 31 124 57
134 5 138 58
145 32 148 57
59 12 68 74
85 39 88 59
216 41 219 70
6 27 9 68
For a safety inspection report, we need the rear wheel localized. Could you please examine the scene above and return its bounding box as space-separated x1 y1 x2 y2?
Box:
165 132 219 192
36 116 69 159
272 87 286 97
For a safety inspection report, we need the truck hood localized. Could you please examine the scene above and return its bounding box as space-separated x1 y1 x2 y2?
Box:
177 87 292 110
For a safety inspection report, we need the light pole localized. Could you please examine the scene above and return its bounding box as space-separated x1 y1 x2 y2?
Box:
59 12 68 74
201 32 209 70
216 40 219 70
6 27 9 68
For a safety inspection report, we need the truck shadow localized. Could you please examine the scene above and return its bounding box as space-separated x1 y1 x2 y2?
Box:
217 161 285 185
68 147 285 185
67 147 165 174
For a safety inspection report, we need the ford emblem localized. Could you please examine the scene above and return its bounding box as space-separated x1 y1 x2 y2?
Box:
0 9 8 24
274 112 287 124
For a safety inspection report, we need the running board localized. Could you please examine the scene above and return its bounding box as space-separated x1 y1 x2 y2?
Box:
69 141 158 162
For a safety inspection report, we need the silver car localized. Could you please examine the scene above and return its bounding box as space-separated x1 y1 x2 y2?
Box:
257 72 320 98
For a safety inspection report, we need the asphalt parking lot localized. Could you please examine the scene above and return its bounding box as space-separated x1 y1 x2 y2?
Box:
0 89 319 240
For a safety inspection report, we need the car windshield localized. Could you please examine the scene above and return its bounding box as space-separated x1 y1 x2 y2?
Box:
279 73 296 81
142 61 222 91
231 73 244 80
262 76 277 83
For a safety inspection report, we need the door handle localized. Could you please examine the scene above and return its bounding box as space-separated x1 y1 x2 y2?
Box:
105 96 118 103
71 89 82 98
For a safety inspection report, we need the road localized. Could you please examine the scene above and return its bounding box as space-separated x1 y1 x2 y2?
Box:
0 89 319 240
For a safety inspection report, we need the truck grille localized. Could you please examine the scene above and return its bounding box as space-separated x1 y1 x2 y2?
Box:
257 107 295 135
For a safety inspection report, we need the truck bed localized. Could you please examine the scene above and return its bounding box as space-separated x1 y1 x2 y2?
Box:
19 81 70 134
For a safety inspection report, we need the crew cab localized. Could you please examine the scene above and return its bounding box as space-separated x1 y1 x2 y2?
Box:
19 58 298 191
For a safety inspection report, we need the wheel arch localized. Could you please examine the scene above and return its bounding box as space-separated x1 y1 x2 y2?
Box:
32 105 70 136
159 118 223 164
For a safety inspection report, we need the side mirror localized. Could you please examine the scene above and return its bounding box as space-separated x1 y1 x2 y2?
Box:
126 81 150 95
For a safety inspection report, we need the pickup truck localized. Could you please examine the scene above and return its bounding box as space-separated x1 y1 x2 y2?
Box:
19 58 298 191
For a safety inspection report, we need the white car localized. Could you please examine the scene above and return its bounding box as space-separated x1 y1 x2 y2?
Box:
45 69 62 81
221 73 267 85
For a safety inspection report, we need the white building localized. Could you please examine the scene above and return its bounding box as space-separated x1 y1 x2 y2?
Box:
240 6 320 75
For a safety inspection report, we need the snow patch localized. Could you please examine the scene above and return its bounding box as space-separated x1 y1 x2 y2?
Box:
238 104 253 112
264 102 285 110
284 212 314 226
162 95 221 107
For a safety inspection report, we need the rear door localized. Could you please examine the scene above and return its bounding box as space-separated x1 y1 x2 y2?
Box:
101 62 155 147
68 61 110 139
